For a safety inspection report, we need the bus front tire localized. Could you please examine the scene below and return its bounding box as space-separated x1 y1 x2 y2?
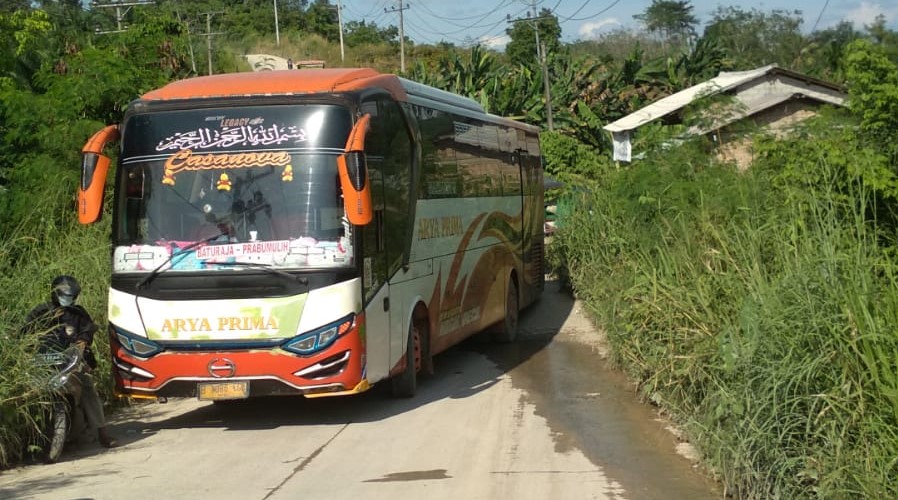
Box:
391 323 419 398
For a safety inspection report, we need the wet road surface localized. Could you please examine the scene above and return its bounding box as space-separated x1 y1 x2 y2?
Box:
479 282 721 499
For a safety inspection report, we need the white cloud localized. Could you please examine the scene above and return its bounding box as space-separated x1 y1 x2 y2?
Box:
577 18 622 39
479 34 510 49
844 1 898 26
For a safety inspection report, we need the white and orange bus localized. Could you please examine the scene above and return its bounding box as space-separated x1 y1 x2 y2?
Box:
78 68 544 400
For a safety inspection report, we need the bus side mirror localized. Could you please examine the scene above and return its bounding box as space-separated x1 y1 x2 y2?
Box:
79 124 120 224
338 114 373 226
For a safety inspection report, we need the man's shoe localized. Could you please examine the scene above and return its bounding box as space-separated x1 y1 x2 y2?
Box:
98 428 118 448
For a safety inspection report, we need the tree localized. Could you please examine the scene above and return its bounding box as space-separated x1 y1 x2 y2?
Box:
0 0 29 13
505 8 561 67
865 14 898 62
844 39 898 148
633 0 697 47
637 35 729 93
305 0 338 41
569 28 667 64
344 20 397 48
704 7 804 69
802 20 861 78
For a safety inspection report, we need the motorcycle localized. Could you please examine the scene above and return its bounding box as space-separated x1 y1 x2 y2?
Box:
34 345 85 463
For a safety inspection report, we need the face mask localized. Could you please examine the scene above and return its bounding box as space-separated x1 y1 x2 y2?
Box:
58 295 74 307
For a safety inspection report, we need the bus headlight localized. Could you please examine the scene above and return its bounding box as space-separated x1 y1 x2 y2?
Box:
282 314 354 356
112 325 163 357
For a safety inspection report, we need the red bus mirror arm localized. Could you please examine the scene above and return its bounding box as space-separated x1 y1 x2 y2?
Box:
338 114 373 226
78 124 120 224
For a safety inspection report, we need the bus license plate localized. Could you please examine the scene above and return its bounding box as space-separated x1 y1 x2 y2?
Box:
198 381 249 401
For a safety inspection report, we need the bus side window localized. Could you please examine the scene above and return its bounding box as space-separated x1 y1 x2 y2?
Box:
362 95 413 274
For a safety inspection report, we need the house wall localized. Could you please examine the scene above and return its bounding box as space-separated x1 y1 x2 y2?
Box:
716 98 825 170
732 73 845 111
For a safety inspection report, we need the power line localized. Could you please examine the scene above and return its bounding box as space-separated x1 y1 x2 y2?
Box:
342 4 388 28
462 4 529 46
406 10 468 39
343 0 389 19
409 7 515 37
414 1 514 31
811 0 831 33
90 0 154 34
477 33 510 45
415 0 515 23
406 10 505 45
558 0 621 22
556 0 591 22
403 19 445 44
463 17 512 47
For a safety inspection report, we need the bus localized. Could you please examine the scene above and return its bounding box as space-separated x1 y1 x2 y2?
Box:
78 68 544 400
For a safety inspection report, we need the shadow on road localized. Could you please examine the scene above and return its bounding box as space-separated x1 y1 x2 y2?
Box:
102 279 573 443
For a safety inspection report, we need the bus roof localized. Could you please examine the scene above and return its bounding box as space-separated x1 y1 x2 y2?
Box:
139 68 539 134
141 68 408 101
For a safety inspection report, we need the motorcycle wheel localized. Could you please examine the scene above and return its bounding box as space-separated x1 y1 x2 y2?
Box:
43 402 68 464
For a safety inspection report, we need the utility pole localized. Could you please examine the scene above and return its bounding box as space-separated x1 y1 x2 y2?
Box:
199 12 225 75
175 11 198 74
273 0 280 46
337 0 345 63
540 40 553 131
385 1 409 73
328 1 346 63
90 0 153 35
530 1 541 61
507 5 555 130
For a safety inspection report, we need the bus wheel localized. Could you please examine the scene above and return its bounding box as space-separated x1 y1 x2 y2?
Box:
492 279 519 343
391 322 419 398
420 319 434 377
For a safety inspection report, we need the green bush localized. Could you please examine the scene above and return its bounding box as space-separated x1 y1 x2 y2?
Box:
554 134 898 497
0 212 112 466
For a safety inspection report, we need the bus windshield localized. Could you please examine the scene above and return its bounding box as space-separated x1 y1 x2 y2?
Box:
113 104 354 273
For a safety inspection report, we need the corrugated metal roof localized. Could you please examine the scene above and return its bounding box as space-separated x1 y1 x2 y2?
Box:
603 64 813 133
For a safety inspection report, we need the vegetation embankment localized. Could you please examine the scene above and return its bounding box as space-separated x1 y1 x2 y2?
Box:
1 1 897 497
549 40 898 498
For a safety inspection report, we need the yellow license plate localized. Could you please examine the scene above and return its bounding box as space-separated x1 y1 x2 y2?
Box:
198 381 249 401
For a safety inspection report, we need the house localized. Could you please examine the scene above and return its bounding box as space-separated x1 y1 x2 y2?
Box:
244 54 326 71
603 64 847 168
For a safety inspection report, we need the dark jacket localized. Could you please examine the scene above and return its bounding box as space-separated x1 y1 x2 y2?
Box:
24 303 99 369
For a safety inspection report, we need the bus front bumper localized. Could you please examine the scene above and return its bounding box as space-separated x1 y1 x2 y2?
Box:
109 331 369 400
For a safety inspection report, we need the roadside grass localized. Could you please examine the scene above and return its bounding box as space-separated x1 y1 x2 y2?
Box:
552 143 898 498
0 201 111 468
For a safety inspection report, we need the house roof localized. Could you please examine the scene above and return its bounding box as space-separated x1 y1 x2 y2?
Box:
603 64 846 134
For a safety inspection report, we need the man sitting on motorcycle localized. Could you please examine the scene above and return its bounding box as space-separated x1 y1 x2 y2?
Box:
24 275 117 448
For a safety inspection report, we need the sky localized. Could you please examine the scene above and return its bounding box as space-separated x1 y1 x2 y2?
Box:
337 0 898 49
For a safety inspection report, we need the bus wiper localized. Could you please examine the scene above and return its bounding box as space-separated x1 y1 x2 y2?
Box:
135 231 228 290
212 261 309 285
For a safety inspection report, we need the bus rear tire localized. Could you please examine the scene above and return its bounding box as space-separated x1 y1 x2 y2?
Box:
492 279 519 343
391 322 419 398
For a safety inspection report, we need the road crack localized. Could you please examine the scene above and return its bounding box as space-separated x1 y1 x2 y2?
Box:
262 423 350 500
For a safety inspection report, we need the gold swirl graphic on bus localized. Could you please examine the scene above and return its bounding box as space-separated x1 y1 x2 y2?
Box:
162 149 292 186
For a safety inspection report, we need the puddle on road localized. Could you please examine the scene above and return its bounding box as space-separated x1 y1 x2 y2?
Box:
473 298 721 500
363 469 452 482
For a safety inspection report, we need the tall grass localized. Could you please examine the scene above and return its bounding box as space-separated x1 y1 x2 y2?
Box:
553 143 898 497
0 198 111 467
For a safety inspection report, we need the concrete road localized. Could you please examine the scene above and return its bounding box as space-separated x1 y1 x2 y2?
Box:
0 281 720 500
